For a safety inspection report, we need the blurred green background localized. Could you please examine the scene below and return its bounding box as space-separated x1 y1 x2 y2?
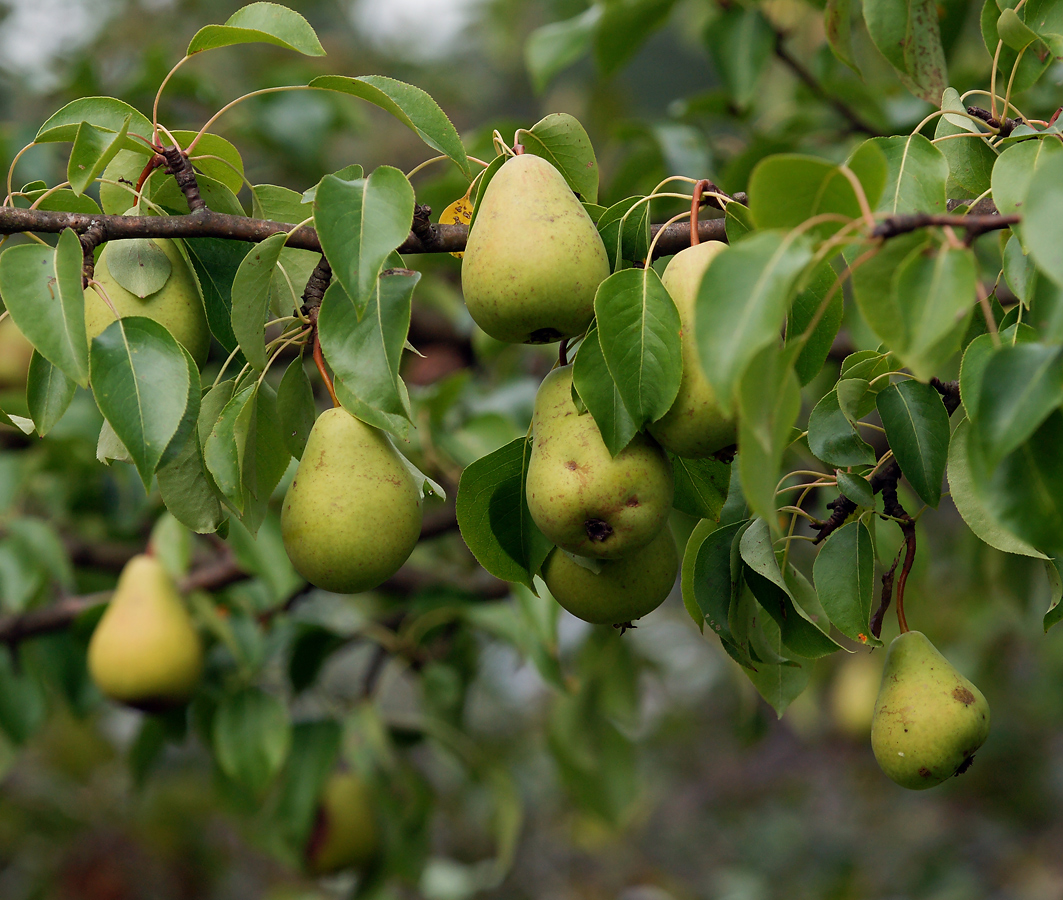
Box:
0 0 1062 897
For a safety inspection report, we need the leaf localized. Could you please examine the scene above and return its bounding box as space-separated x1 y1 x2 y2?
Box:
870 134 949 214
703 4 776 108
596 196 650 270
670 453 730 521
170 130 246 195
807 388 876 467
0 234 88 387
788 261 843 385
26 352 75 437
184 237 251 358
981 0 1052 95
524 7 601 94
863 0 948 103
309 75 470 177
213 687 292 795
876 380 950 508
933 117 997 200
319 271 418 424
276 357 316 460
825 0 860 74
848 232 924 350
593 267 682 426
737 342 801 528
271 719 342 849
992 137 1063 250
571 325 638 456
104 238 172 299
455 437 552 590
1022 153 1063 286
739 591 814 717
972 342 1063 471
188 3 324 56
946 417 1046 559
90 317 198 488
695 231 813 416
314 167 415 315
687 520 746 649
595 0 679 75
67 115 130 197
516 113 599 204
231 232 288 371
813 521 879 645
156 430 225 535
837 472 875 508
35 97 152 150
1044 558 1063 633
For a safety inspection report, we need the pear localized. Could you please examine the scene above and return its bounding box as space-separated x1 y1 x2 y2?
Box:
648 241 736 457
543 525 678 625
281 407 422 593
305 771 380 876
0 317 34 388
87 554 203 710
85 238 210 367
461 153 610 344
871 630 990 789
526 365 673 558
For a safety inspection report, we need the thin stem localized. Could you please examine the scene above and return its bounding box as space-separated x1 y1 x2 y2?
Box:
5 142 37 207
837 165 875 231
975 279 1001 348
211 343 244 390
152 54 192 142
313 330 339 408
189 86 308 156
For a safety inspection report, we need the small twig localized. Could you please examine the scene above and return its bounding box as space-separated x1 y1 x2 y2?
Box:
929 378 961 415
78 221 106 286
966 105 1020 137
871 544 903 638
300 255 332 315
312 328 339 408
160 145 206 213
558 338 569 367
872 212 1019 242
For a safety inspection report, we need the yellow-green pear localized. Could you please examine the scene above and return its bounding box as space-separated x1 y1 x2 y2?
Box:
85 238 210 367
543 525 678 625
526 365 673 558
305 771 380 876
0 317 34 388
461 153 610 344
281 407 422 593
830 650 883 738
871 631 990 789
648 241 736 457
87 554 203 711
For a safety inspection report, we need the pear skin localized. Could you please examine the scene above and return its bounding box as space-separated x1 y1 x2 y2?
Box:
871 630 990 789
87 554 203 710
543 526 678 625
648 241 736 457
526 365 673 558
0 317 34 389
85 239 210 367
461 154 610 344
305 771 380 876
281 408 422 593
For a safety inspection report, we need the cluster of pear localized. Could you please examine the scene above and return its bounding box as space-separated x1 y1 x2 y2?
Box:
461 153 738 625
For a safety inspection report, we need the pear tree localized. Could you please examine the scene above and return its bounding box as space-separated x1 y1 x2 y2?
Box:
0 0 1060 892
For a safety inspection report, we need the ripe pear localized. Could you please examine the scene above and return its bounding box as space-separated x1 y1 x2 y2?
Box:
526 365 673 558
281 407 422 593
305 771 380 876
461 153 610 344
85 238 210 367
87 554 203 711
0 317 34 388
830 650 883 738
543 525 678 625
871 631 990 789
647 241 736 457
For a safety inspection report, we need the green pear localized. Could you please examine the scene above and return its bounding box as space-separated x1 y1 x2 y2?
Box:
281 407 422 593
87 554 203 710
461 154 610 344
0 317 34 389
305 771 380 876
543 525 678 625
648 241 736 457
871 630 990 789
526 365 673 558
85 238 210 367
830 650 883 739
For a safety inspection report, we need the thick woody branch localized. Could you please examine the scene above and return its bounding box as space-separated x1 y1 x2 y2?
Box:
873 212 1018 242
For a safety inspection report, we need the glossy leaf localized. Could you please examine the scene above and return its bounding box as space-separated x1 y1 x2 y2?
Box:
992 138 1063 250
933 117 996 200
825 0 860 74
596 196 650 270
980 0 1052 95
516 113 599 204
807 388 876 467
670 453 730 521
813 521 879 645
213 687 292 795
870 134 948 214
788 261 843 386
276 357 316 460
26 353 75 437
1023 153 1063 286
837 472 875 508
864 0 948 103
67 115 130 196
188 3 324 55
231 232 287 371
105 238 171 299
572 326 638 456
156 430 225 535
687 520 746 649
35 97 152 150
877 380 950 508
184 237 250 357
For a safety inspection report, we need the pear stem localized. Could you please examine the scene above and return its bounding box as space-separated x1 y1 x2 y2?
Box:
689 180 711 246
313 330 340 409
558 338 569 367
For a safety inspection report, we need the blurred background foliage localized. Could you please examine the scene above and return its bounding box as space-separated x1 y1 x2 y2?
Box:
0 0 1062 898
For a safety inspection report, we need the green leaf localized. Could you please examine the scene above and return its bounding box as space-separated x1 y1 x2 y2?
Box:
231 232 288 371
687 520 746 647
595 0 679 75
516 113 599 204
455 437 552 590
314 167 415 316
272 719 342 849
825 0 860 74
309 75 470 177
813 521 879 645
848 232 925 348
184 237 250 358
156 430 225 535
1003 234 1037 305
105 238 172 299
276 357 315 460
738 342 801 528
0 236 88 386
695 231 813 416
572 325 638 456
1023 153 1063 287
864 0 948 103
26 352 75 437
90 317 197 488
981 0 1052 94
670 453 730 521
703 5 775 108
596 196 650 270
334 378 411 442
808 388 876 468
67 115 130 197
870 134 949 214
992 138 1063 250
204 383 256 512
593 267 682 426
525 7 601 93
972 343 1063 471
837 472 875 507
169 130 246 195
876 380 950 508
1044 558 1063 632
941 87 981 133
946 417 1046 558
736 586 814 717
998 7 1045 50
188 2 324 56
15 187 101 215
318 271 418 423
213 687 292 795
35 97 152 150
933 118 997 201
788 262 843 386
